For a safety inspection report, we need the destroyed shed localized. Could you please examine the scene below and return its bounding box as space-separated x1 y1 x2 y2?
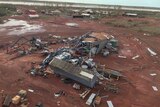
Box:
49 58 97 88
82 32 112 54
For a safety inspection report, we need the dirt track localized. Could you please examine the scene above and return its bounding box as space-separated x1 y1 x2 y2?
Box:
0 12 160 107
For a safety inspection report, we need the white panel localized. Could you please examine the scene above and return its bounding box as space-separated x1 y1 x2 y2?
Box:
80 71 94 79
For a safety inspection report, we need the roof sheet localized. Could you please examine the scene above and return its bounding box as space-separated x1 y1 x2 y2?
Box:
83 32 111 43
89 32 110 40
49 58 95 81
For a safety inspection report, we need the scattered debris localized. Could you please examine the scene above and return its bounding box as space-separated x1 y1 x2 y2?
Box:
29 14 39 18
35 102 43 107
28 89 34 93
57 101 61 106
95 96 101 105
152 86 158 91
20 102 29 107
2 95 12 107
54 90 65 97
12 90 28 105
80 89 91 99
132 55 140 59
86 93 96 106
147 48 157 56
73 83 81 90
101 95 109 99
143 33 150 36
12 95 21 104
118 55 127 59
150 73 157 76
107 70 123 80
65 23 78 27
104 83 119 93
107 101 114 107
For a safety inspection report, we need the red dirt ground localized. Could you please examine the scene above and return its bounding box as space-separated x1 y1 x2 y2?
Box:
0 9 160 107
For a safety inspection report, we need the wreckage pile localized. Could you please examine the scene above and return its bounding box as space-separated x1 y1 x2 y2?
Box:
28 32 123 106
6 31 122 106
49 32 122 88
30 32 119 78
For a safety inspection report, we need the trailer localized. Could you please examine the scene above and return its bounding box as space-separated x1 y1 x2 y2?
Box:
49 58 97 88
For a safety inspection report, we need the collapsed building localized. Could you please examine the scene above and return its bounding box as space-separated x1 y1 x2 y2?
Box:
75 32 118 56
82 32 111 54
29 32 119 88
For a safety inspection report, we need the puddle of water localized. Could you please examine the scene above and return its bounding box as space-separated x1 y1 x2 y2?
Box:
0 19 45 35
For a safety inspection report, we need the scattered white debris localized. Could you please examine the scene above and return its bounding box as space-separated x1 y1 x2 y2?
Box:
28 89 34 93
73 83 80 90
110 35 114 38
150 73 157 76
86 93 96 105
133 37 139 41
118 55 127 59
52 35 61 39
65 23 78 27
107 101 114 107
147 48 157 56
28 14 39 18
132 55 140 59
152 86 158 91
144 33 150 36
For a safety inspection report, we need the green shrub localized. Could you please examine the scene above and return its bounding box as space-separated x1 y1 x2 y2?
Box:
0 4 16 17
137 26 160 35
106 19 149 28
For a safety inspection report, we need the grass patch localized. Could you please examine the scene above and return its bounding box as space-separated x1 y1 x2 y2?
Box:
106 19 148 28
148 13 160 19
136 26 160 35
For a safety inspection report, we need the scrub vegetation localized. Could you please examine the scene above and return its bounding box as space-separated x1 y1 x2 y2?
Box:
136 26 160 35
0 4 16 17
105 19 149 28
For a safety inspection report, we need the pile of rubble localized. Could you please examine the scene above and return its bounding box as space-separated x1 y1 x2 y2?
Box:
26 32 123 106
6 31 123 106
